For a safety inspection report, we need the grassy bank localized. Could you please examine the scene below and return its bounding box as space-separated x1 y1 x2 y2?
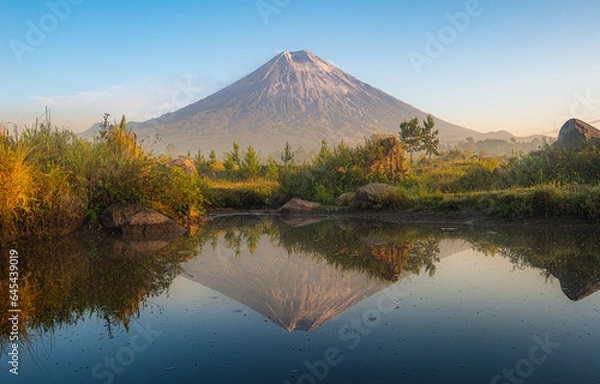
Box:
203 179 283 209
209 138 600 221
0 119 205 244
374 184 600 220
3 121 599 244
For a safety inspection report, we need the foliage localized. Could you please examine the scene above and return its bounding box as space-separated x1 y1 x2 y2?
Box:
453 137 544 156
399 117 422 164
502 145 600 187
420 115 440 159
399 115 440 163
203 179 283 209
281 141 295 167
265 156 279 180
240 145 261 180
279 135 409 203
0 118 206 243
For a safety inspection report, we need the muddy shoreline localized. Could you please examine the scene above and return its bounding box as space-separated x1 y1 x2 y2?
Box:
207 208 600 229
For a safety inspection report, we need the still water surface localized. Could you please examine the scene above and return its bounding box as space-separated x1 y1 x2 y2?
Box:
1 215 599 383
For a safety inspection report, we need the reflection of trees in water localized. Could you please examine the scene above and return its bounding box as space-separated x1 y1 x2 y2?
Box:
202 217 600 300
198 216 441 282
4 216 596 353
451 227 600 301
0 233 199 352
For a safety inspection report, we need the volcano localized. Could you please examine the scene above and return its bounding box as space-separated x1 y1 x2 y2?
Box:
84 50 511 154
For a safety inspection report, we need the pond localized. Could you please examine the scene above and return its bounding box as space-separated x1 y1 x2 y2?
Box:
1 215 599 384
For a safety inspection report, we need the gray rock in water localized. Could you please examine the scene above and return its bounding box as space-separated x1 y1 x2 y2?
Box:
278 198 321 213
552 119 600 150
350 183 394 210
103 203 187 235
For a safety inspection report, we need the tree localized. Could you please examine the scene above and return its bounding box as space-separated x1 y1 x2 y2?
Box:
399 118 422 164
399 115 440 163
363 136 408 180
194 149 208 172
265 156 279 180
231 142 241 167
241 145 261 180
224 142 241 179
317 138 331 163
420 115 440 159
281 141 295 167
208 150 219 172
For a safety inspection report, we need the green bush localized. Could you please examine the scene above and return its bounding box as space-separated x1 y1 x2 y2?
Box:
203 180 283 209
0 119 207 243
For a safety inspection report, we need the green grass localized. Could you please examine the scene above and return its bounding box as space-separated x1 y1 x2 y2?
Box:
0 120 206 244
203 179 284 209
373 184 600 220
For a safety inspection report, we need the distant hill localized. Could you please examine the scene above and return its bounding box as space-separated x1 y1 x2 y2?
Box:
82 50 513 155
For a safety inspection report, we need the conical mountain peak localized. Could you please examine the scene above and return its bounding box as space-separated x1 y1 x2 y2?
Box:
92 50 501 154
268 49 335 74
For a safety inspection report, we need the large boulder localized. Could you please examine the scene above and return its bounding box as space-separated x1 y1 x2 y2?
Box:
552 119 600 150
168 156 197 176
350 183 394 210
103 203 187 235
278 198 321 213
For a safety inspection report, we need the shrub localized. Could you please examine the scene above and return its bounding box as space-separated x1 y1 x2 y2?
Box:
0 118 206 243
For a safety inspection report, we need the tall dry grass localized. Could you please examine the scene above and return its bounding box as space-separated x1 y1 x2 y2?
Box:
0 118 205 245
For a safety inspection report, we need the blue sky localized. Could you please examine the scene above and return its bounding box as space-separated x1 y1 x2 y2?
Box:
1 0 599 136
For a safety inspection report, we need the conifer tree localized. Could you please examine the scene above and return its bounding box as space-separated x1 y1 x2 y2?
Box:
241 145 261 180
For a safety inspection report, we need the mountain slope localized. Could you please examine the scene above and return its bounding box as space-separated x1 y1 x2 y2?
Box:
83 50 512 154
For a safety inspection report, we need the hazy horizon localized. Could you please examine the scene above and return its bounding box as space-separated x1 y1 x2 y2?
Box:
2 0 599 137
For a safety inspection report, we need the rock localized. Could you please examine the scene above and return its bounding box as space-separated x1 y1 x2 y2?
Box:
350 183 394 210
103 203 187 235
280 216 323 228
101 232 183 260
55 194 86 236
552 119 600 150
278 198 321 213
335 192 355 206
168 156 197 176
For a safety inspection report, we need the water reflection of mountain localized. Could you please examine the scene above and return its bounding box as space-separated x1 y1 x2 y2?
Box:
183 238 391 331
182 217 470 331
2 215 598 349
